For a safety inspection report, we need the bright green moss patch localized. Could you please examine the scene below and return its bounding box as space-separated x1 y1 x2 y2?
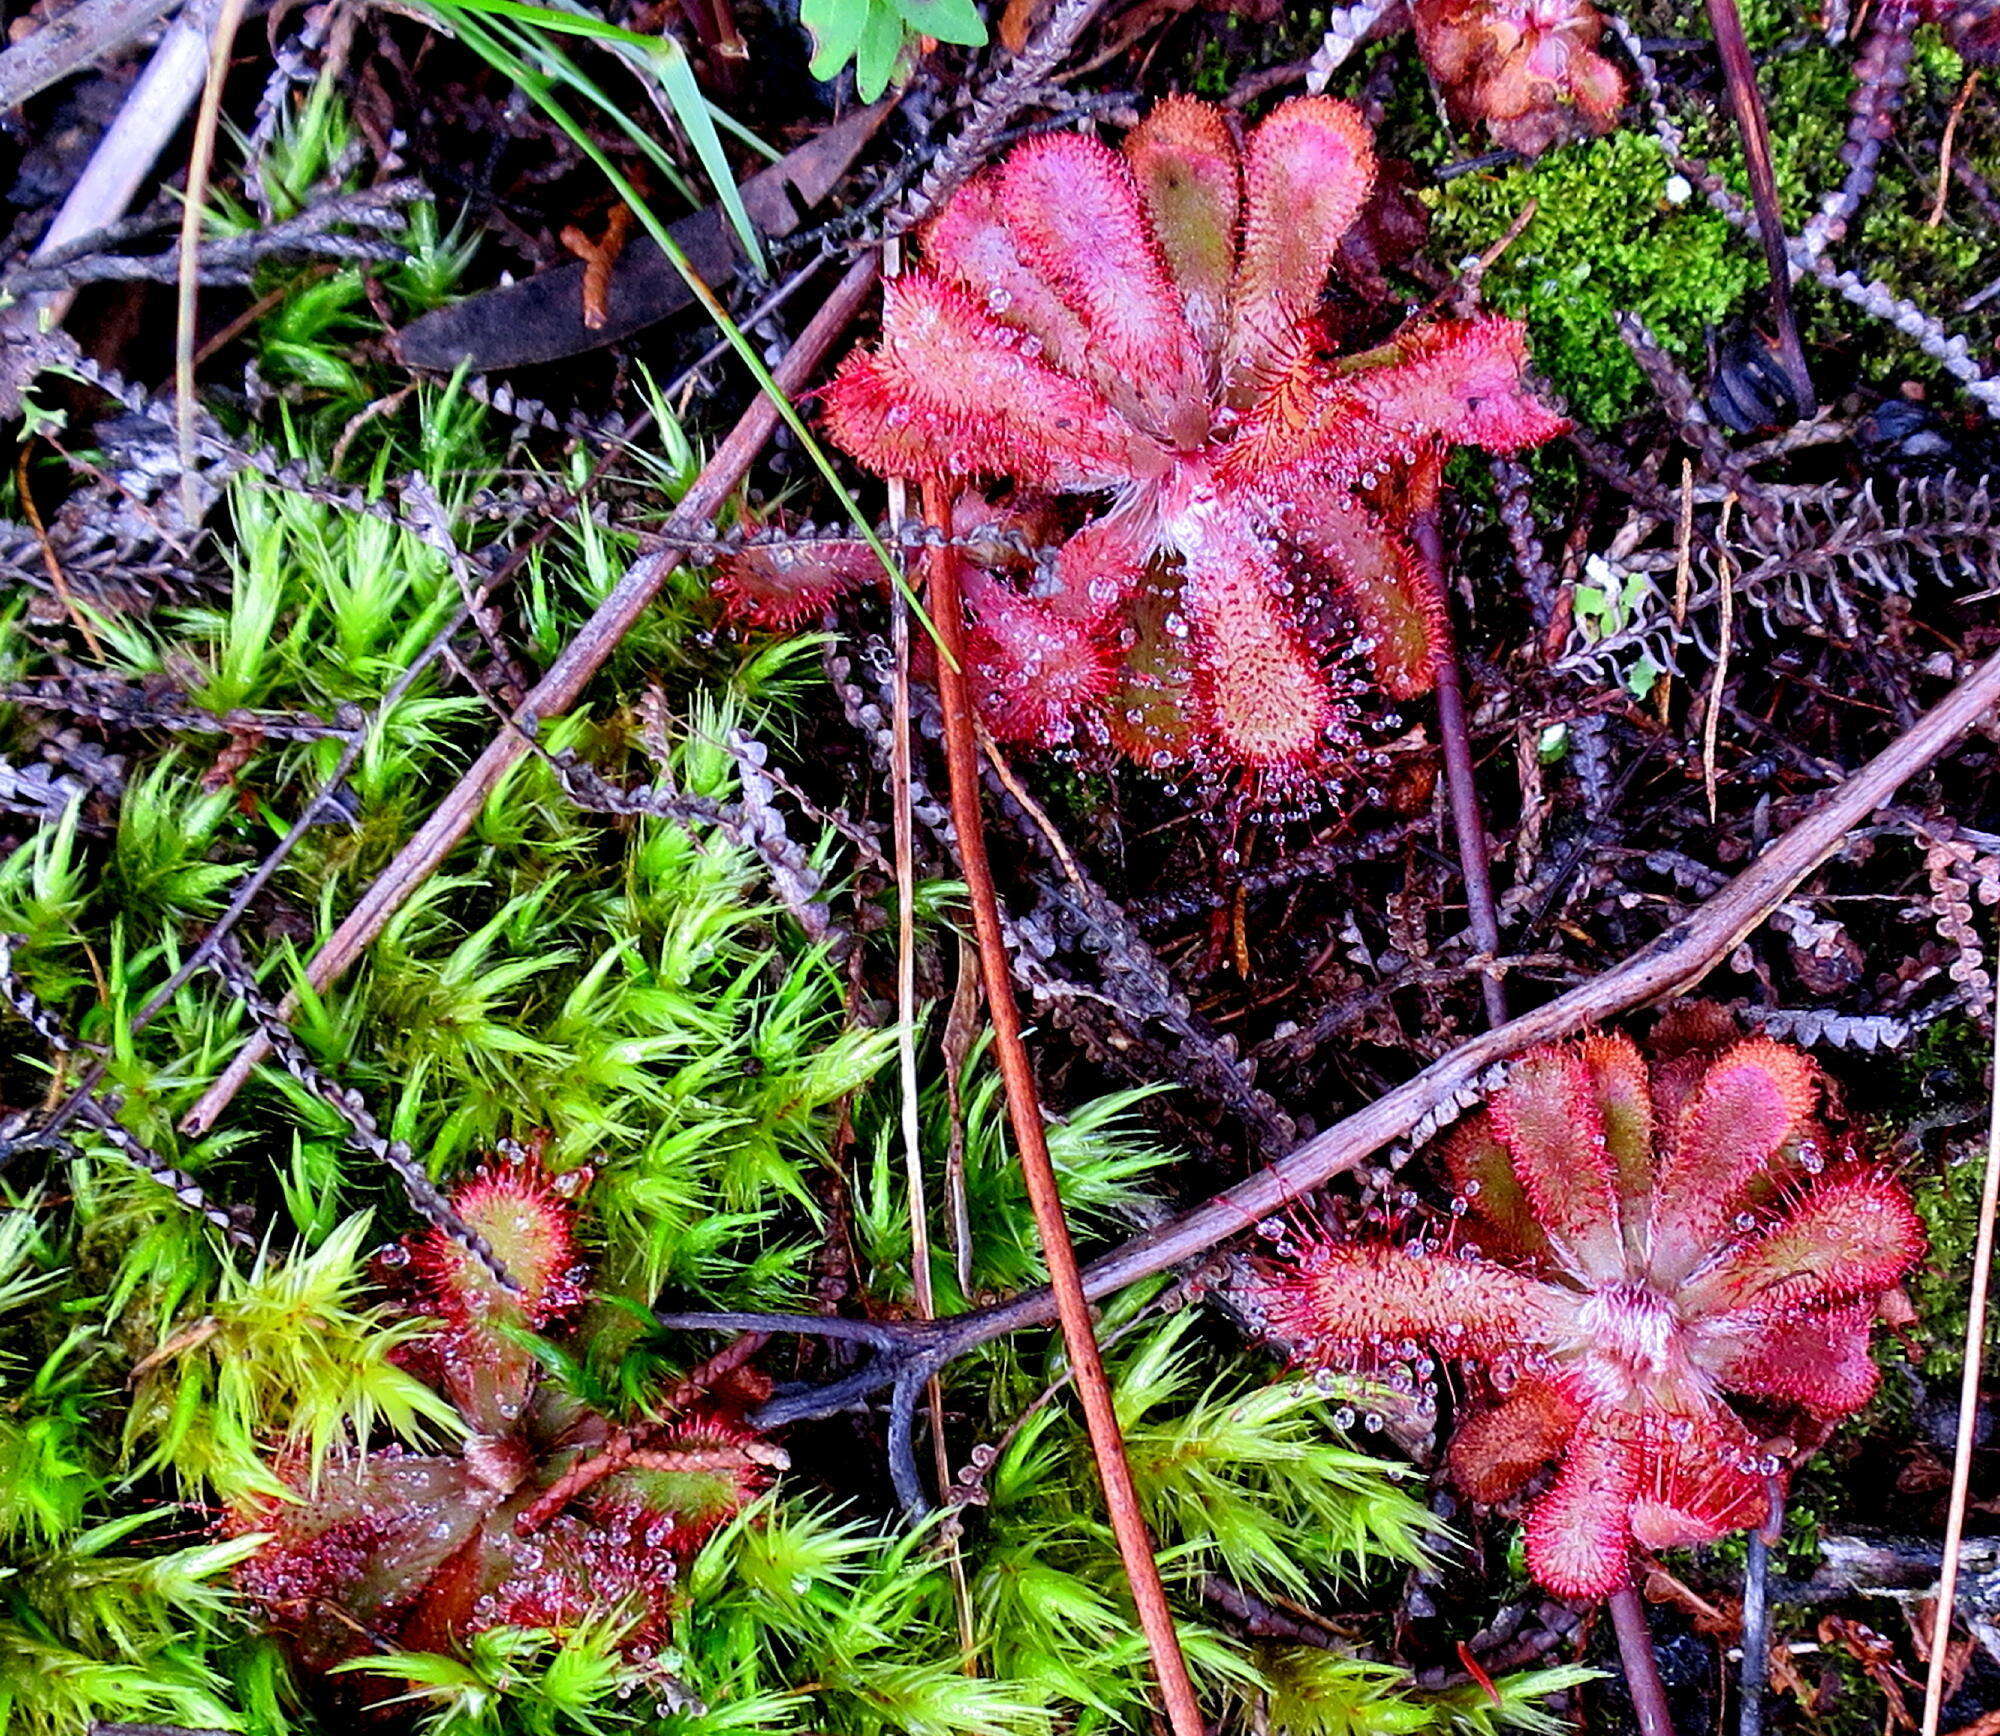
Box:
1428 129 1760 425
1422 9 1999 424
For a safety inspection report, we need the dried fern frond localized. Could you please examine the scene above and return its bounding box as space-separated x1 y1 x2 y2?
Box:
1559 473 2000 686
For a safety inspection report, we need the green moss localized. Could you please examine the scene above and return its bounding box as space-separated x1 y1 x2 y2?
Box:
1428 131 1760 425
1421 4 2000 423
1911 1135 1988 1379
1877 1016 1991 1378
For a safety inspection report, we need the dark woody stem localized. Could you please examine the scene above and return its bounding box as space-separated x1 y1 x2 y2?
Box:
1610 1582 1679 1736
1703 0 1816 417
1411 505 1509 1028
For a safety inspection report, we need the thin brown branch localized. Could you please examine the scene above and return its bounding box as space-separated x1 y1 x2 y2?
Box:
181 249 883 1135
1412 506 1508 1028
1929 69 1980 228
925 487 1206 1736
690 642 2000 1433
1702 501 1737 821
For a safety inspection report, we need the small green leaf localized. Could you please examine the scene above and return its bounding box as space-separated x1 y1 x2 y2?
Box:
855 0 905 100
1570 583 1608 639
17 392 66 441
802 0 871 80
1624 649 1665 701
889 0 986 47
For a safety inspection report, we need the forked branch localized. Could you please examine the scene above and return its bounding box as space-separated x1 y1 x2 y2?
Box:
659 644 2000 1438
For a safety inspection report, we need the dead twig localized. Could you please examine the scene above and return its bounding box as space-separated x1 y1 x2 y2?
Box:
15 444 103 654
1742 1481 1783 1736
180 249 883 1135
1702 500 1737 820
1 181 425 296
879 238 975 1656
0 0 178 110
1929 69 1980 228
659 642 2000 1436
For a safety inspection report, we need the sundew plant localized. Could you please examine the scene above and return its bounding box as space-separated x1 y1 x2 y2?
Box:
0 120 1591 1727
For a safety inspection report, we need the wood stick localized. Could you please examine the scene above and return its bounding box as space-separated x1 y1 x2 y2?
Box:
0 0 178 111
714 641 2000 1429
181 249 882 1135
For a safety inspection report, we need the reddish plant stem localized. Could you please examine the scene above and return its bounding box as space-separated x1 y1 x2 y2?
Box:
516 1431 635 1532
923 486 1206 1736
1412 506 1508 1028
181 249 883 1136
1609 1584 1678 1736
622 1445 770 1473
1703 0 1816 417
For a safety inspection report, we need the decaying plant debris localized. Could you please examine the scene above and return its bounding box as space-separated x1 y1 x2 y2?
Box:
4 0 2000 1729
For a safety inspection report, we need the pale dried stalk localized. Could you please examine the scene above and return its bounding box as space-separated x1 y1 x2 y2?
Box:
1702 501 1737 821
883 237 975 1661
174 0 250 528
1921 954 2000 1735
885 240 933 1337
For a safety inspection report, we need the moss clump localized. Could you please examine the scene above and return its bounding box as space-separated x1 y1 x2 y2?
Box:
1880 1015 1993 1379
1423 3 2000 424
1911 1134 1988 1379
1427 129 1760 425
